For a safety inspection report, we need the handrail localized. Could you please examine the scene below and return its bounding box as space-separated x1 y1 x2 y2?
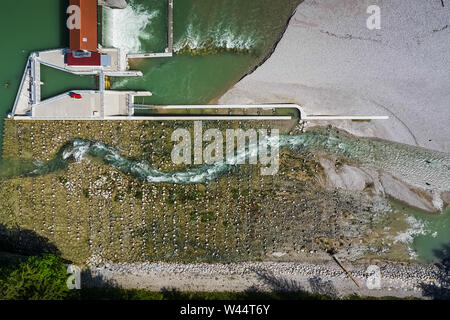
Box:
11 56 32 116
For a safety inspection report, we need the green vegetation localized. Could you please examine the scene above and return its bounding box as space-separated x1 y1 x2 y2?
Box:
0 251 418 301
0 254 73 300
0 120 408 266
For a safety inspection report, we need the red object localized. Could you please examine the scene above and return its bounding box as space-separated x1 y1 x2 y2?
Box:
69 93 82 99
66 52 101 66
69 0 98 52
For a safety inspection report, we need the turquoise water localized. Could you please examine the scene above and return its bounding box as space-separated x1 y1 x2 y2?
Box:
114 54 256 105
7 131 449 190
102 0 168 54
106 0 300 104
0 0 449 262
40 66 97 100
412 207 450 262
0 0 300 144
0 0 69 150
2 130 448 261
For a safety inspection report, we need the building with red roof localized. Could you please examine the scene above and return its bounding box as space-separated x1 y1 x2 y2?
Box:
69 0 98 52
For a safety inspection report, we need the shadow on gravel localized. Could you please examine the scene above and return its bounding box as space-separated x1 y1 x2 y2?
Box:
253 269 305 291
81 270 118 289
77 269 335 300
251 269 335 299
308 276 338 298
0 224 60 256
420 244 450 300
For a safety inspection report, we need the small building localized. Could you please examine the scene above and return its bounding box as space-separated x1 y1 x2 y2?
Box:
66 51 111 67
69 0 98 52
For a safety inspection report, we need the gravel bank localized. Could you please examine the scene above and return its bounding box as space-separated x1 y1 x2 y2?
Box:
85 258 449 299
220 0 450 153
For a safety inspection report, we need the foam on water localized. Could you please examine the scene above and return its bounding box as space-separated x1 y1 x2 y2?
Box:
28 136 280 185
11 130 450 261
62 139 90 162
26 131 450 191
102 1 159 54
174 22 256 52
280 131 450 194
393 216 431 259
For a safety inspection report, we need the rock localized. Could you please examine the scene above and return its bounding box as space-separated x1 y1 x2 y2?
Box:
319 156 440 213
319 157 382 193
102 0 127 9
379 173 436 212
441 191 450 209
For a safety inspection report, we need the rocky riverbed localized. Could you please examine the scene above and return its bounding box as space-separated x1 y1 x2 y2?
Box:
85 258 449 299
1 120 448 299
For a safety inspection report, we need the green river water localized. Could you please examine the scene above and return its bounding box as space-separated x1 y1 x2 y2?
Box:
0 0 299 132
0 0 448 262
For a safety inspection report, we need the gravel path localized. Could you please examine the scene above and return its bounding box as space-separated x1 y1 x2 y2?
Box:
85 258 449 299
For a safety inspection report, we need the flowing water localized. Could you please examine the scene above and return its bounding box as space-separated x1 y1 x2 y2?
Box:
390 201 450 262
0 0 299 142
104 0 300 105
102 0 168 54
1 130 449 261
0 0 449 262
11 131 449 192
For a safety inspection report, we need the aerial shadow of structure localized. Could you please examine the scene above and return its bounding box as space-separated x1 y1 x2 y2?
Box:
59 0 70 47
251 268 335 299
420 244 450 300
81 269 118 288
0 224 60 256
253 269 305 292
308 276 338 298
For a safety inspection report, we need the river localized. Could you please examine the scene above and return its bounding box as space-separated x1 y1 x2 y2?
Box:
0 0 448 263
1 129 449 262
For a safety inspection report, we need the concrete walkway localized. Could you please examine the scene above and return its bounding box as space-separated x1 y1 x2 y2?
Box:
15 102 388 121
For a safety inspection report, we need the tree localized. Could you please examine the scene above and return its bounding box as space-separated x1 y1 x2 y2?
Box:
0 254 74 300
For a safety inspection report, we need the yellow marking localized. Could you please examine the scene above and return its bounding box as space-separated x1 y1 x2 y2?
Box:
105 76 111 90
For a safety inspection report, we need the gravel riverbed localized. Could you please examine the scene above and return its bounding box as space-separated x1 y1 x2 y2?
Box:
85 258 449 299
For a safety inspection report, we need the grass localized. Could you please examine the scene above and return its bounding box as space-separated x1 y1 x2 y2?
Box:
0 120 409 266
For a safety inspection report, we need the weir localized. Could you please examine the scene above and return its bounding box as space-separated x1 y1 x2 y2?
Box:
9 0 389 122
32 55 41 105
10 50 146 119
168 0 174 53
126 0 174 59
10 57 32 117
13 102 389 122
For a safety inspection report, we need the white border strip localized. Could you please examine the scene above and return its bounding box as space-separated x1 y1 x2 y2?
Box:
12 116 292 121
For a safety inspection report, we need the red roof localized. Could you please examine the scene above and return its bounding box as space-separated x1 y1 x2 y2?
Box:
66 52 101 66
69 0 98 51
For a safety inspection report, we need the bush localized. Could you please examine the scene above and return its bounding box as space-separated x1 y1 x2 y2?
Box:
0 254 74 300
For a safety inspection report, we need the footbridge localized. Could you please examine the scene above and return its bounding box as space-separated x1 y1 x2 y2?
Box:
13 103 388 121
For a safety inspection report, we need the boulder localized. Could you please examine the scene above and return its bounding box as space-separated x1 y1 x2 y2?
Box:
319 157 439 213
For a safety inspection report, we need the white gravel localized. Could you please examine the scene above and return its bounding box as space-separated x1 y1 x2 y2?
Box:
220 0 450 153
85 257 448 299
